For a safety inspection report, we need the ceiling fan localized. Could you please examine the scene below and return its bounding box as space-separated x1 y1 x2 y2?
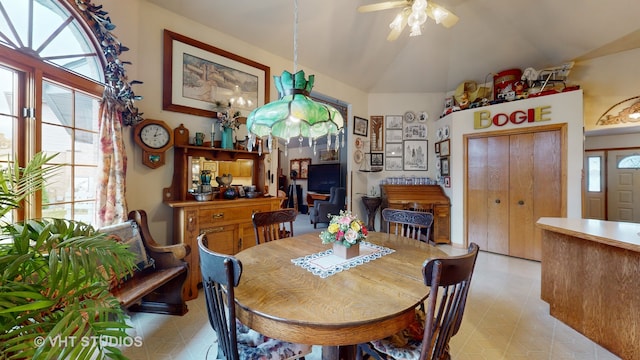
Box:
358 0 459 41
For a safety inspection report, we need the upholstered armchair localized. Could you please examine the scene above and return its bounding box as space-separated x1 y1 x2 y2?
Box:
309 187 346 228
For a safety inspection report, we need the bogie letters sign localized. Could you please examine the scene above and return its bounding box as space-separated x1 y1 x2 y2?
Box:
474 105 551 129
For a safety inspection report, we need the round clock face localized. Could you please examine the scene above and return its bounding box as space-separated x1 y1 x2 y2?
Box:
140 124 170 149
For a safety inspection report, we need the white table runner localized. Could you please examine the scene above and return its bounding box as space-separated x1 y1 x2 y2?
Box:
291 241 395 278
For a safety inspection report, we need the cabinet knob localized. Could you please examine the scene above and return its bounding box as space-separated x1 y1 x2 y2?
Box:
212 213 224 220
495 199 501 204
518 200 525 205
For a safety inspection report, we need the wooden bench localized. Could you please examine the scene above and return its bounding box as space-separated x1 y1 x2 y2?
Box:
100 209 190 316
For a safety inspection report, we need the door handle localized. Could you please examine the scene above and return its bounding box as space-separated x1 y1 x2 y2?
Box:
211 213 224 220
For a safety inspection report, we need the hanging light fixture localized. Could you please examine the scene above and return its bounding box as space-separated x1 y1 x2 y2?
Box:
246 0 344 156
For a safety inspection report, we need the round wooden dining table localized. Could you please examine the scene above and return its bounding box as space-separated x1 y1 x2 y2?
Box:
233 231 447 360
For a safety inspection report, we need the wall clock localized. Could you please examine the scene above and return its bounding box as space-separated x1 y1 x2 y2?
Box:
133 119 174 169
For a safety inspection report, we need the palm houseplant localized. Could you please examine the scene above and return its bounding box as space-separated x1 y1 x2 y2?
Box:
0 153 136 360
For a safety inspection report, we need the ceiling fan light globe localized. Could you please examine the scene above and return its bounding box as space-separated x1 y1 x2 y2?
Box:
389 13 404 30
432 7 448 23
409 23 422 36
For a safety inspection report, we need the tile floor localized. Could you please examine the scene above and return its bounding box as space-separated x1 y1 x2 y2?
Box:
119 215 620 360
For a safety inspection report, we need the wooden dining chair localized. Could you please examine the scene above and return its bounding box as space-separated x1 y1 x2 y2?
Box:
358 243 480 360
252 208 298 245
382 208 434 243
405 202 435 243
197 234 311 360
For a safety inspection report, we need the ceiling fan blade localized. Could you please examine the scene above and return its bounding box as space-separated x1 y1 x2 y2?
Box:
357 0 410 13
426 2 459 28
387 10 408 41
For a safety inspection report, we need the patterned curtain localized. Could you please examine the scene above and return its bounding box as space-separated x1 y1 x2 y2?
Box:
97 87 128 226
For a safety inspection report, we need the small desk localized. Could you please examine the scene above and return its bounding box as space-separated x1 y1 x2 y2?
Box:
233 232 446 360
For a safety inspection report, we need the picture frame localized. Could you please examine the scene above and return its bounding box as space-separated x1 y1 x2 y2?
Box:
385 143 403 158
443 176 451 188
162 29 270 118
290 158 311 180
403 123 427 140
439 139 450 157
354 116 368 136
386 129 403 143
370 115 384 152
319 149 339 163
440 157 450 176
371 153 384 167
386 157 403 171
385 115 403 129
435 142 440 154
403 140 428 171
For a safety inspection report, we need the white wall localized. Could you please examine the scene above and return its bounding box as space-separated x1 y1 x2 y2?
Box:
102 0 368 245
442 90 584 246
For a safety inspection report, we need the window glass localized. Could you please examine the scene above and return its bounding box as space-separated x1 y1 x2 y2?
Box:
587 156 601 192
618 155 640 169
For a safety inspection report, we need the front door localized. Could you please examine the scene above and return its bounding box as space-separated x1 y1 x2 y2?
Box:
607 150 640 222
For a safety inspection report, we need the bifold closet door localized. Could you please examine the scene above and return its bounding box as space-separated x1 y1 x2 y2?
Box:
509 131 561 261
467 136 509 254
467 130 560 261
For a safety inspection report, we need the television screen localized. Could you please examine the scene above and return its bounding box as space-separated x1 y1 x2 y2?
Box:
307 163 341 194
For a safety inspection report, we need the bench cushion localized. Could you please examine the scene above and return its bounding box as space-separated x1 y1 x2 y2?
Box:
98 220 155 271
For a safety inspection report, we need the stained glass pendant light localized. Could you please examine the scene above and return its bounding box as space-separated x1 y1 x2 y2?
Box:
246 0 344 155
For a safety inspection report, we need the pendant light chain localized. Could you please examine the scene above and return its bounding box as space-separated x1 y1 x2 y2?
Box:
293 0 298 74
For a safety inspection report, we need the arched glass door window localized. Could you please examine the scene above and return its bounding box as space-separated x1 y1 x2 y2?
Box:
618 155 640 169
0 0 103 82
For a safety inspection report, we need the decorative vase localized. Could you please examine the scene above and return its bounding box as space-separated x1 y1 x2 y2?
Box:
223 187 237 200
332 242 360 259
221 127 234 149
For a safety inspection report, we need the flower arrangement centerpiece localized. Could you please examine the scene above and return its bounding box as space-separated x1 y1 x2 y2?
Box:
320 210 368 259
214 107 242 149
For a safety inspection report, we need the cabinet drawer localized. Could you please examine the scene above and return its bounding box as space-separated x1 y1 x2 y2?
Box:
199 204 273 226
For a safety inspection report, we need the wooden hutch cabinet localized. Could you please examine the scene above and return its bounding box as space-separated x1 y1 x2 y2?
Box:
380 184 451 244
164 144 281 300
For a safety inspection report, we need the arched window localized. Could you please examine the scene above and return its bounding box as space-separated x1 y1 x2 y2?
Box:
618 154 640 169
0 0 139 225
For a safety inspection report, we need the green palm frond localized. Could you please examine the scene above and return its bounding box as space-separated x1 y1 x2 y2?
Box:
0 153 137 360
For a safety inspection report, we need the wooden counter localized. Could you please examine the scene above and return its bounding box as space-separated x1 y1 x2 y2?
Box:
537 217 640 360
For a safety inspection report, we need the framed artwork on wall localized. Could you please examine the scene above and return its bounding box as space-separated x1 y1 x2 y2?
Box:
403 123 427 140
370 115 384 152
435 141 440 154
290 158 311 179
386 157 403 171
371 153 384 167
440 157 450 176
354 116 368 136
386 129 403 143
439 139 450 156
162 29 269 118
319 149 339 163
385 143 403 158
403 140 427 171
385 115 403 129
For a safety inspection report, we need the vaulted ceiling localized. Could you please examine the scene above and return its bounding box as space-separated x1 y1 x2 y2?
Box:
146 0 640 95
